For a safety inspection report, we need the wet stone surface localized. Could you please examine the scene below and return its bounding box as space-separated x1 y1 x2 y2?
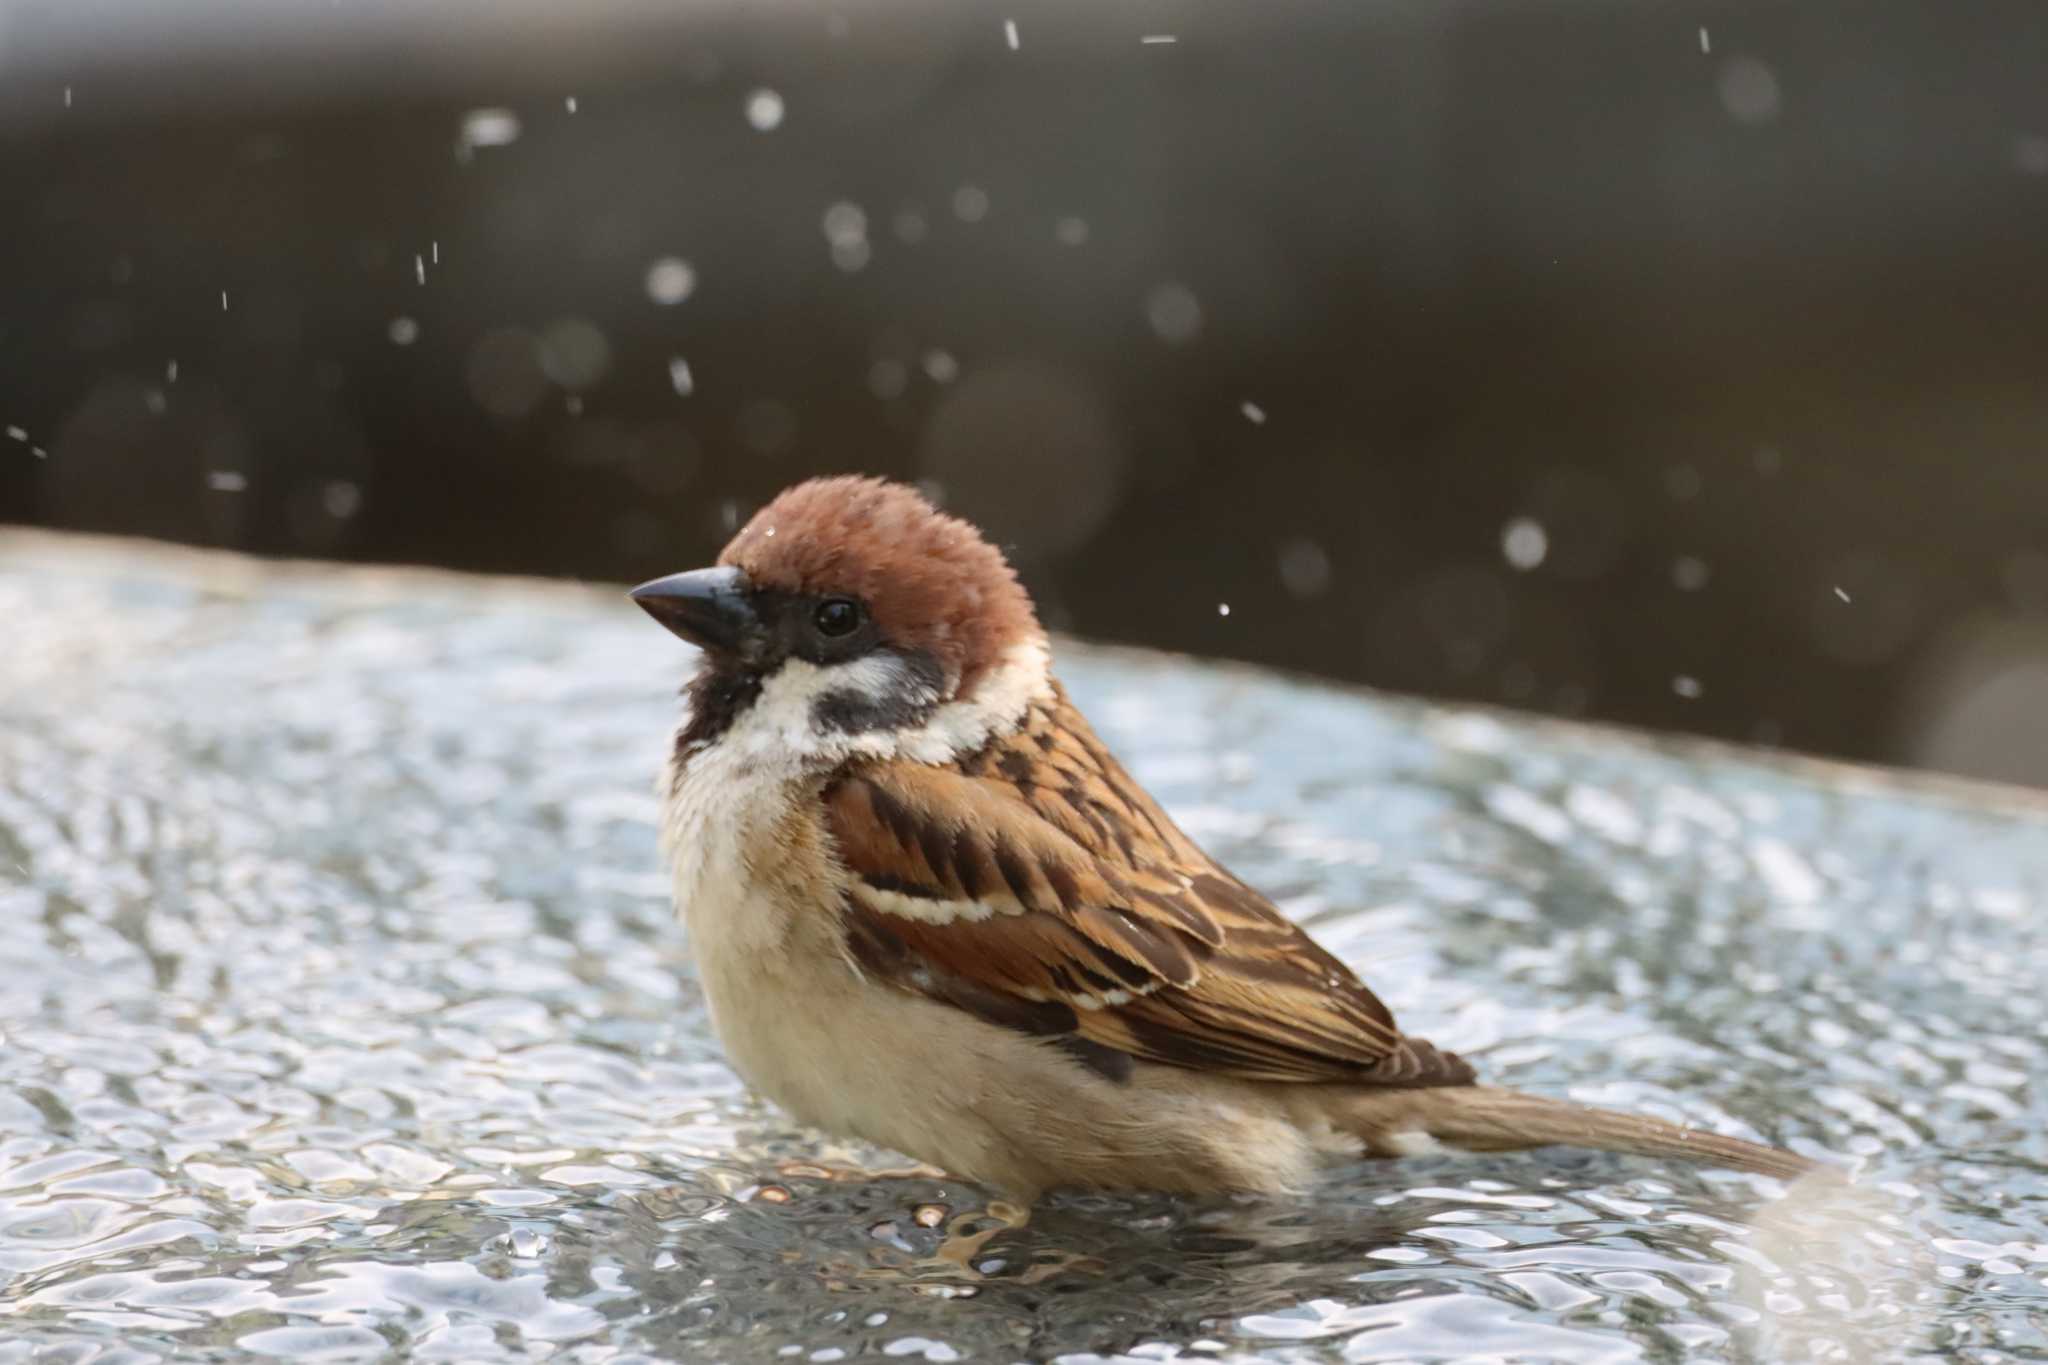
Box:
1 532 2045 1363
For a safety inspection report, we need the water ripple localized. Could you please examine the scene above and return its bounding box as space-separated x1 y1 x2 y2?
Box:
1 536 2043 1361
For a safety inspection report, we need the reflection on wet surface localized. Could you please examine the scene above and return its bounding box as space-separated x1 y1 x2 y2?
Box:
1 533 2044 1362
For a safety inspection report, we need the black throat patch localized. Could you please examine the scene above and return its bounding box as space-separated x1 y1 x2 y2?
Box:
671 658 762 783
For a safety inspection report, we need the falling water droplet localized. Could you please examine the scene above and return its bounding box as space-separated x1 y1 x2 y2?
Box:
952 186 990 223
645 257 697 305
1501 517 1549 571
746 89 785 132
1145 282 1202 345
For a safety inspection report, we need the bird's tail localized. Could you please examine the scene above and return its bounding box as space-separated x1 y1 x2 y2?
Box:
1339 1085 1822 1182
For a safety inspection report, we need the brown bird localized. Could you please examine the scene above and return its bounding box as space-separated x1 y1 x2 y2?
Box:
631 476 1819 1199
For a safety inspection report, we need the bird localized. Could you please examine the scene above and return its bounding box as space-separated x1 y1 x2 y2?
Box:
629 475 1821 1200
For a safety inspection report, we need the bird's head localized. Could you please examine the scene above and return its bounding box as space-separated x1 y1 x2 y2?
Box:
631 476 1049 763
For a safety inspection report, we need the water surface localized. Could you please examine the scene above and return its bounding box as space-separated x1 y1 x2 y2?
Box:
2 534 2044 1362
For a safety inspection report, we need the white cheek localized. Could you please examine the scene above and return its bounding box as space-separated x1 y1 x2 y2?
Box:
891 639 1053 765
680 634 1055 779
724 654 934 763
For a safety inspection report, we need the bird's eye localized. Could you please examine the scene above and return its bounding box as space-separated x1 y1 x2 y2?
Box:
813 597 862 638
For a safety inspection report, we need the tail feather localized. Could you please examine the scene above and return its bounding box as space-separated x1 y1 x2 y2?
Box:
1348 1085 1823 1182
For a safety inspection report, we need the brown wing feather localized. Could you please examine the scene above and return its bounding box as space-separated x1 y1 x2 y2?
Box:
827 687 1470 1087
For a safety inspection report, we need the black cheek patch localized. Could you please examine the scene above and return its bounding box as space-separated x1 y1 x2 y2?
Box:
810 650 946 736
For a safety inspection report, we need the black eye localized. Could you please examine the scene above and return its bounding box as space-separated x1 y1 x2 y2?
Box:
813 597 862 638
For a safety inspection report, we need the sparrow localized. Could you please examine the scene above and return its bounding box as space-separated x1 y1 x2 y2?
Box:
630 476 1820 1199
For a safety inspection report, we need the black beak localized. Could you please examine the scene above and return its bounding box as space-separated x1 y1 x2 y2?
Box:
629 566 763 655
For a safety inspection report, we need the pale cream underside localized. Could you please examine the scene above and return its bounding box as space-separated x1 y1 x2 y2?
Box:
658 636 1448 1195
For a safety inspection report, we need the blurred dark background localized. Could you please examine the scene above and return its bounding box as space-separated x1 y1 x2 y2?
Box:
4 0 2048 785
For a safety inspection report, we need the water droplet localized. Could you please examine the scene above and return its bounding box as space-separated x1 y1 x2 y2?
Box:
952 186 990 223
1217 602 1231 617
538 318 612 390
1277 539 1331 597
1672 555 1710 591
922 350 959 384
1718 57 1781 126
507 1226 549 1258
893 210 929 244
414 254 426 285
1698 26 1711 53
564 95 578 113
669 357 695 396
458 107 522 152
645 257 697 305
746 88 785 132
1240 401 1266 425
1145 282 1202 345
1501 517 1548 571
1673 674 1703 699
1141 34 1178 45
1054 216 1089 246
1834 585 1853 603
822 202 869 258
1003 19 1019 49
323 481 362 520
207 471 247 492
388 317 420 346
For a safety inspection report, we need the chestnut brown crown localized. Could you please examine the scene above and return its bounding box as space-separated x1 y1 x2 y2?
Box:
718 477 1042 695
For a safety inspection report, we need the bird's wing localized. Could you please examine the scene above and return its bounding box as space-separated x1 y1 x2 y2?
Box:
824 687 1470 1086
